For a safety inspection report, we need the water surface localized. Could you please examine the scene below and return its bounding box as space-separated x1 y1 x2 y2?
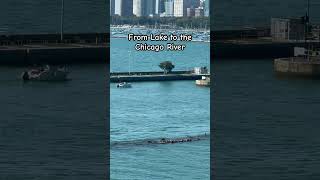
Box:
0 65 107 179
213 60 320 179
111 37 210 179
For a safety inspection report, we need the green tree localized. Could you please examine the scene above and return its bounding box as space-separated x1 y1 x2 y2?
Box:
159 61 175 74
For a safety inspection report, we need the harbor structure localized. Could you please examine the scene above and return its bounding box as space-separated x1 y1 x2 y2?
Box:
0 33 108 65
0 1 108 65
272 0 320 77
110 70 209 82
212 13 320 59
271 18 306 41
274 56 320 77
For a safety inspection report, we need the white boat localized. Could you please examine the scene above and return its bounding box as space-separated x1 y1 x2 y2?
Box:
21 65 69 81
196 76 210 86
117 82 132 88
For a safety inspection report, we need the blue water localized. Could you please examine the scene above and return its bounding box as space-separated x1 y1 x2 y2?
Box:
111 38 210 72
213 1 320 179
0 0 107 34
0 65 107 179
213 0 320 30
213 60 320 179
110 38 210 179
113 140 209 180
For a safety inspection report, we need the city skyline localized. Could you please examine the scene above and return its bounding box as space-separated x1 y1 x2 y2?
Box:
111 0 209 17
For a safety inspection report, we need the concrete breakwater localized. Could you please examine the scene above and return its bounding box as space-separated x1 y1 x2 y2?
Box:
110 71 206 82
0 33 109 65
212 28 270 40
0 33 109 45
213 40 320 59
211 28 320 59
274 57 320 77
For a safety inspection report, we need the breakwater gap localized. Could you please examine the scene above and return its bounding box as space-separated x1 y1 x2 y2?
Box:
111 71 209 82
111 134 210 149
0 33 109 65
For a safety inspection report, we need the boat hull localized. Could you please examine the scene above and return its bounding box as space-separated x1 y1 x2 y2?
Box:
22 69 69 81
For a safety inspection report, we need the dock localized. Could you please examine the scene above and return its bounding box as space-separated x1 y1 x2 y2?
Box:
110 71 207 82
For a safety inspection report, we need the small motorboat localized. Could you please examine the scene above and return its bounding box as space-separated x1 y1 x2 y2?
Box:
21 65 69 81
117 82 132 88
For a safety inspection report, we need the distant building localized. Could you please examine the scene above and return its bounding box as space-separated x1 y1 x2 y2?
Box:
204 0 209 17
145 0 156 16
164 0 174 17
110 0 115 16
195 7 204 17
192 0 201 8
133 0 143 16
271 18 306 41
187 7 195 17
155 0 165 15
173 0 186 17
133 0 155 17
311 25 320 40
115 0 133 16
174 0 199 17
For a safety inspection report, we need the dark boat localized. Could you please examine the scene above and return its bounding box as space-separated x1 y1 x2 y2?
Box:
21 65 69 81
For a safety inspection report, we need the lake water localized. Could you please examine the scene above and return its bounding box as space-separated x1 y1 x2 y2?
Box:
213 1 320 179
0 1 108 178
0 0 107 34
213 0 320 30
213 60 320 179
0 65 107 179
110 38 210 179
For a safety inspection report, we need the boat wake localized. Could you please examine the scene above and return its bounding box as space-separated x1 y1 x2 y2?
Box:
111 133 210 149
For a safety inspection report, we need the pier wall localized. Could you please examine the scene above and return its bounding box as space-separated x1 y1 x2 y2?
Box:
110 75 202 82
110 71 205 82
212 28 270 40
0 33 109 65
0 46 108 65
274 58 320 76
0 33 109 45
111 75 203 83
111 71 192 76
213 41 319 59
